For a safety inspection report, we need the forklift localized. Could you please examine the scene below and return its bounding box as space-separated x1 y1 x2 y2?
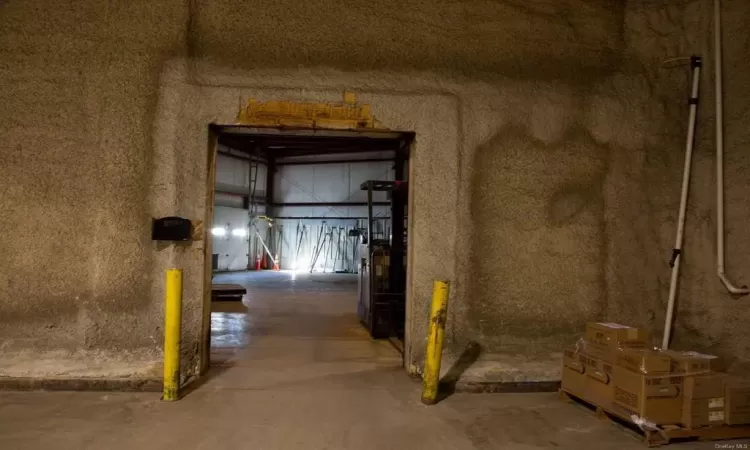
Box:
357 180 408 346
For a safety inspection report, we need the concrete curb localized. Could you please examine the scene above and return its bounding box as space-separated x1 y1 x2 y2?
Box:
449 380 561 394
0 377 162 392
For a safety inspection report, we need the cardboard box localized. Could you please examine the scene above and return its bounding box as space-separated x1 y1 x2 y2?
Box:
663 350 723 374
561 348 614 410
585 322 649 346
583 356 615 410
684 374 725 399
682 397 726 428
616 349 671 374
612 365 683 425
586 342 649 364
584 323 649 362
680 374 726 428
562 348 587 396
725 377 750 425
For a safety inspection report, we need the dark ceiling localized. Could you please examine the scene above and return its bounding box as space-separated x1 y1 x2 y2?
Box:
213 125 413 161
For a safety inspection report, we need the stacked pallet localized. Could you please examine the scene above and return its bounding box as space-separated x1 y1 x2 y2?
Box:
561 322 750 446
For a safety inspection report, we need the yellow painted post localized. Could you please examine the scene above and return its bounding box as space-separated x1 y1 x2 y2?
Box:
163 269 182 401
421 280 450 405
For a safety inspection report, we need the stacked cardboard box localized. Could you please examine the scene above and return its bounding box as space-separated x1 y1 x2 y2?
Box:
724 376 750 425
562 322 649 411
611 364 683 425
616 348 671 374
562 347 614 409
561 322 750 429
681 374 726 428
584 322 649 361
664 350 724 373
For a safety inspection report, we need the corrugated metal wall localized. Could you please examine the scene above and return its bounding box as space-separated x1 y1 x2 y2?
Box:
212 149 268 270
274 162 392 218
214 150 268 208
273 218 391 272
212 206 253 271
273 161 393 270
213 152 396 272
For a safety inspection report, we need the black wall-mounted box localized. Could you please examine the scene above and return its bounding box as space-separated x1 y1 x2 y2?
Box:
152 217 192 241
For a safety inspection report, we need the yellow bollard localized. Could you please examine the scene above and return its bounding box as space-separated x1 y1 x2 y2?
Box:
163 269 182 401
421 280 450 405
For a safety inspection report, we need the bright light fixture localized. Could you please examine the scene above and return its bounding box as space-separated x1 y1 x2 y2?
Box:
211 227 227 237
231 228 248 237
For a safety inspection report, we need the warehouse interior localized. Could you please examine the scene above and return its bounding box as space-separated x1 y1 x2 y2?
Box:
2 0 750 448
210 126 412 351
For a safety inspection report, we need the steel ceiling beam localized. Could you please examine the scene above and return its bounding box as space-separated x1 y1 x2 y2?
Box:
276 158 395 166
215 190 268 205
270 202 390 207
217 150 268 164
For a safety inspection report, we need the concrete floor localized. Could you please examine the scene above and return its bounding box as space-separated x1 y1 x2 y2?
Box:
0 271 744 449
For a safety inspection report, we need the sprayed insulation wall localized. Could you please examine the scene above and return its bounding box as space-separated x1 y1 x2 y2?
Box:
1 0 748 381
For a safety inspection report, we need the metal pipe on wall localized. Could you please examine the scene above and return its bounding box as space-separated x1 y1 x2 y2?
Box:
714 0 749 295
662 56 701 350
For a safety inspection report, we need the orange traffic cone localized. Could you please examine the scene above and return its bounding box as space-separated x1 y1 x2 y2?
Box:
272 254 280 271
254 254 261 271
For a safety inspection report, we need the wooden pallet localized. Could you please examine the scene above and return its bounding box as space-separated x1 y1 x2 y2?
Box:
559 389 750 447
211 284 247 302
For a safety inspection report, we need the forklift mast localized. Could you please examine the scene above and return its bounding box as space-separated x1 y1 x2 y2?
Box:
357 180 408 341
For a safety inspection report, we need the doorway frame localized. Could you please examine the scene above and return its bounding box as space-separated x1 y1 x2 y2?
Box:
200 124 416 374
200 126 219 374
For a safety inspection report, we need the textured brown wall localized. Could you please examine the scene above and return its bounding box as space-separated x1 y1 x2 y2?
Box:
608 0 750 373
0 1 188 377
0 0 747 380
448 0 750 380
188 0 623 77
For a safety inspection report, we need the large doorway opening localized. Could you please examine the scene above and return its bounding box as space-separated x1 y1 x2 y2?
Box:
204 125 414 372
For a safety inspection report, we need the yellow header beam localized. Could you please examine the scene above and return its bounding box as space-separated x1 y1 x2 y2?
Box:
236 91 386 131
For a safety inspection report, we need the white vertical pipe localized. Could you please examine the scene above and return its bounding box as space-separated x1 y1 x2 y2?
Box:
662 58 702 350
714 0 749 295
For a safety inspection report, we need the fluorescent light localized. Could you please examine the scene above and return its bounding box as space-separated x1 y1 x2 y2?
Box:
211 227 227 237
231 228 248 237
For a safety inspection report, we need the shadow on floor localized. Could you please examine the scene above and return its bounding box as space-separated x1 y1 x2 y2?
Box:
179 360 235 399
436 341 482 403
